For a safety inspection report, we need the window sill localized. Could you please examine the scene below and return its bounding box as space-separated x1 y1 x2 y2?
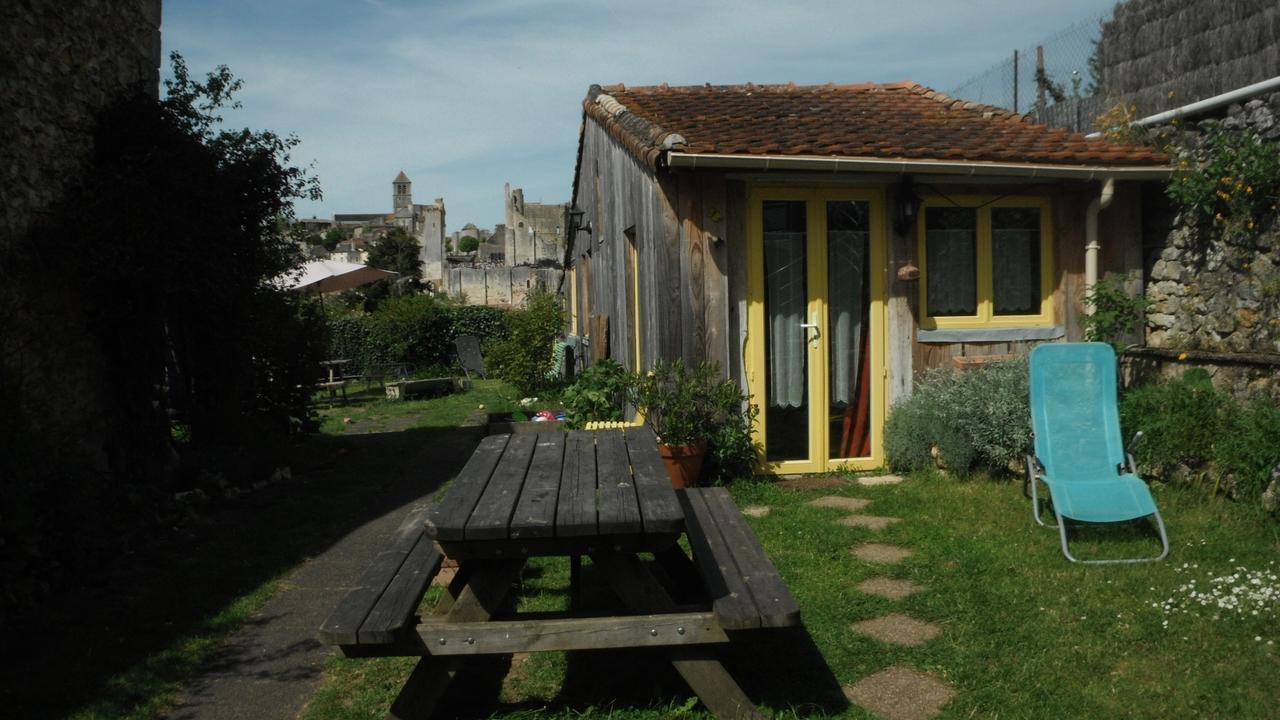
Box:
917 326 1065 343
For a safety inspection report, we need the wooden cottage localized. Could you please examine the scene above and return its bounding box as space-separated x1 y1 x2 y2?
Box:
565 81 1172 475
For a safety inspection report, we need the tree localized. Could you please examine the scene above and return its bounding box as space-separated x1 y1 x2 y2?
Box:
322 226 347 250
367 226 422 279
459 235 480 253
0 51 326 613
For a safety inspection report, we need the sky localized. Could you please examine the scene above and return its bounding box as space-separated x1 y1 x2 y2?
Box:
160 0 1122 231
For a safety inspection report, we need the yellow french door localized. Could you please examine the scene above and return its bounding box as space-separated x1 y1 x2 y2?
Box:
746 188 886 474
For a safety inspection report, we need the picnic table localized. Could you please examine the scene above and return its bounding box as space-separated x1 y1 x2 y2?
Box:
318 358 354 402
320 427 800 719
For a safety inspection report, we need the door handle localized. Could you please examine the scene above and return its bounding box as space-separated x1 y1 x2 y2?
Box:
800 317 821 345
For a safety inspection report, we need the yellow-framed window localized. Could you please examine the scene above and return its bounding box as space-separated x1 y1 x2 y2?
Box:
917 195 1054 329
567 265 578 335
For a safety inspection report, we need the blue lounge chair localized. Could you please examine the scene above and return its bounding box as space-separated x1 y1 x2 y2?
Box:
1027 342 1169 563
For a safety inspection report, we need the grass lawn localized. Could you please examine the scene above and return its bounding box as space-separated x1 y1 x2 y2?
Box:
303 472 1279 719
3 380 516 720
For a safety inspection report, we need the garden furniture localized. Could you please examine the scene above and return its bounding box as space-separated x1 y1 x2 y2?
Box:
454 335 486 379
319 427 799 719
1027 342 1169 563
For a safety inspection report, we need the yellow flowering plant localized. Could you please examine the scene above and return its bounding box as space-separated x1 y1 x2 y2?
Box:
1166 124 1280 243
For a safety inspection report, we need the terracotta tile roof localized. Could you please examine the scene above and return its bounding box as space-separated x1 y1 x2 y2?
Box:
581 82 1168 171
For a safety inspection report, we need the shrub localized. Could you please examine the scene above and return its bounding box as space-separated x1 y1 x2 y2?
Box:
1215 400 1280 499
703 377 761 485
561 358 631 428
1119 368 1222 473
884 359 1030 476
1120 369 1280 500
632 359 760 484
1084 274 1150 353
488 289 564 394
365 294 453 369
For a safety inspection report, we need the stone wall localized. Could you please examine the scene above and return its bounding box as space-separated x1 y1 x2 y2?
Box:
504 183 567 266
1139 96 1280 399
0 0 163 244
1097 0 1280 118
446 267 560 308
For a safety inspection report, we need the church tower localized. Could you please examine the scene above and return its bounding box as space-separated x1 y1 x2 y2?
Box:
393 170 412 211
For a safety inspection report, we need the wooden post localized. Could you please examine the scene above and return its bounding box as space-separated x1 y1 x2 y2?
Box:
1013 49 1019 113
1035 45 1046 118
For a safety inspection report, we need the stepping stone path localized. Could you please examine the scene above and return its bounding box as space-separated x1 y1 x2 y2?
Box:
798 481 955 720
855 577 924 600
851 543 913 564
741 505 771 518
857 474 904 486
806 495 871 512
838 514 901 530
842 666 956 720
850 613 942 647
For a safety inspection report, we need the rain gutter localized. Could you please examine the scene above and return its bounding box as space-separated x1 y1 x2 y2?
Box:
1085 75 1280 136
664 152 1173 180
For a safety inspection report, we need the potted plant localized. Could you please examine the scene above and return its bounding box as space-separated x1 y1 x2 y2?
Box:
632 359 725 488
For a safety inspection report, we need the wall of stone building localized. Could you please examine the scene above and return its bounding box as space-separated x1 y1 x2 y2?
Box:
446 266 560 307
0 0 163 244
504 183 567 266
1137 96 1280 399
416 200 446 284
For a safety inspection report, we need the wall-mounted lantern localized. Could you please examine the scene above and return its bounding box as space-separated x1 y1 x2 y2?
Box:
568 208 592 236
893 175 919 236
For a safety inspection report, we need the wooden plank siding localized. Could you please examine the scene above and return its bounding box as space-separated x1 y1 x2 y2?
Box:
570 113 1150 404
572 120 731 378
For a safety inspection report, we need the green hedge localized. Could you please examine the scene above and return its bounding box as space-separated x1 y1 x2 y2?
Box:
326 296 511 376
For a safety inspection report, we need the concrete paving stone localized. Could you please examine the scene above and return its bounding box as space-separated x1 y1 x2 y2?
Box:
741 505 771 518
855 577 926 600
851 543 914 564
849 613 941 647
837 515 901 530
842 665 956 720
857 474 905 486
807 496 871 512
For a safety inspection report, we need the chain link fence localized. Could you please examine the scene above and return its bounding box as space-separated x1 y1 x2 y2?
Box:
949 14 1109 131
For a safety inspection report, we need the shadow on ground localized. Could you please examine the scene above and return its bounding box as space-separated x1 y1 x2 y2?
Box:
442 557 848 718
0 423 479 718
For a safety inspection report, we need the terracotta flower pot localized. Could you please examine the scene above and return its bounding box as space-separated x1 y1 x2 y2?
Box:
658 440 706 489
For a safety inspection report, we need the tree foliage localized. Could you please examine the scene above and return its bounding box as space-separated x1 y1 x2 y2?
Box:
0 52 325 612
367 227 422 279
459 235 480 253
322 226 348 250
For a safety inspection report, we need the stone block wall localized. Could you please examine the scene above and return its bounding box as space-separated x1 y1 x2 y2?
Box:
446 267 559 308
1139 96 1280 399
0 0 163 243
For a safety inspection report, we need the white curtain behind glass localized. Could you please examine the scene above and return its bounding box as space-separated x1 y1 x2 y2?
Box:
765 231 805 408
828 230 866 405
926 229 976 315
993 228 1036 314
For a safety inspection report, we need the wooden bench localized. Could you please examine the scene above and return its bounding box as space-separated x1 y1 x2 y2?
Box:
319 504 444 649
677 487 801 631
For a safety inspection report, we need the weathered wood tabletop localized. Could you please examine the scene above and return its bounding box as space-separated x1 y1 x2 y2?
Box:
426 427 683 557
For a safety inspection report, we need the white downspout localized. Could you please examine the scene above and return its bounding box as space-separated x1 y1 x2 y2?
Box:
1084 178 1116 314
